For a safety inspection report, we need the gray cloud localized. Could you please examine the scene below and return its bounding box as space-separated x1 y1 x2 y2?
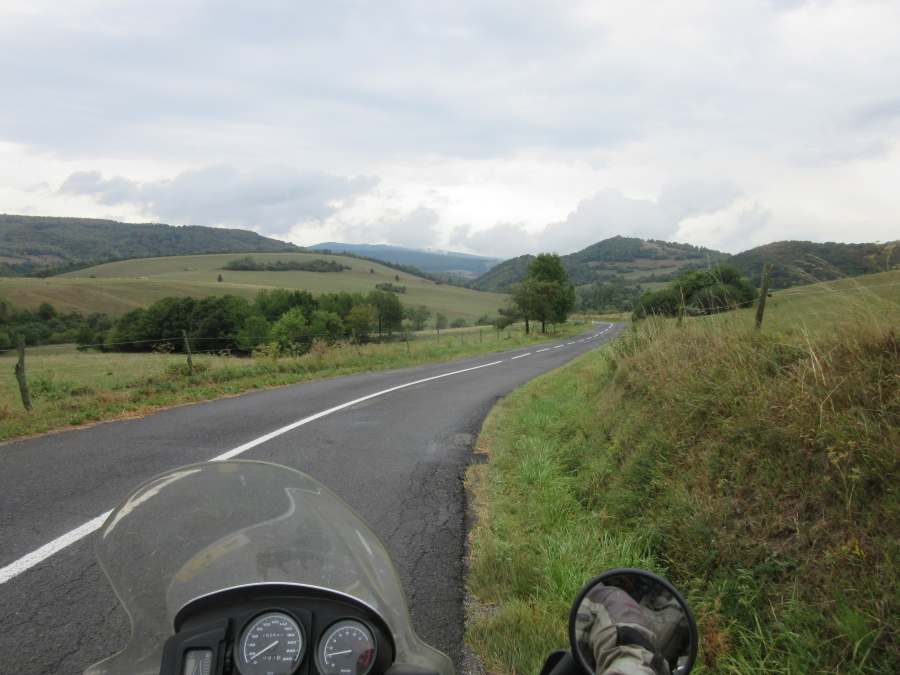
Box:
59 165 378 236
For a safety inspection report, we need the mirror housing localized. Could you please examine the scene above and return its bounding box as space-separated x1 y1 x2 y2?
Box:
568 569 698 675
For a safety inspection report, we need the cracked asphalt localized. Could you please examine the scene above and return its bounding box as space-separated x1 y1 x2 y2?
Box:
0 323 624 674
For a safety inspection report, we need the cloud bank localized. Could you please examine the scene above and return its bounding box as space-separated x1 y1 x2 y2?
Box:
1 0 898 257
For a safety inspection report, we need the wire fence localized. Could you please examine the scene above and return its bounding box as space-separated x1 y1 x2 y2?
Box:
0 324 533 412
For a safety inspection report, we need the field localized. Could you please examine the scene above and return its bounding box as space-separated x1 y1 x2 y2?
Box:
0 322 589 442
0 252 508 321
465 270 899 674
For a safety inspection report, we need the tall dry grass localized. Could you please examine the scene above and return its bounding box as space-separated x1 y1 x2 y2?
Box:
466 283 898 673
604 313 898 672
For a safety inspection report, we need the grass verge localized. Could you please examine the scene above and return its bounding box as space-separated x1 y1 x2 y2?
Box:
0 323 588 443
466 293 898 673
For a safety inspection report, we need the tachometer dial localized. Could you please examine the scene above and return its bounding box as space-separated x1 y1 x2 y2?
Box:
316 620 377 675
237 611 305 675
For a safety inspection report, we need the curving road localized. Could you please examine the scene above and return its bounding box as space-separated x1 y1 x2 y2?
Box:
0 322 624 674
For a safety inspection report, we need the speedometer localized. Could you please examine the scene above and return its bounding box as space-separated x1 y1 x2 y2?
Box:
236 611 305 675
316 620 377 675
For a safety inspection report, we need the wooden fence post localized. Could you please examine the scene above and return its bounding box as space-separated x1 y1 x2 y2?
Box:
182 330 195 375
755 262 773 330
15 338 32 411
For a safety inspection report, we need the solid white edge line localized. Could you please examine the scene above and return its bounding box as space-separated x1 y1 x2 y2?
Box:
1 359 505 585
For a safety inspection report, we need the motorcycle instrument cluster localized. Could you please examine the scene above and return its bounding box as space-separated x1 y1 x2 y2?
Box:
162 587 390 675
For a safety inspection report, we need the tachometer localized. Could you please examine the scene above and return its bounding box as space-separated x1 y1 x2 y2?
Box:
237 611 305 675
316 620 377 675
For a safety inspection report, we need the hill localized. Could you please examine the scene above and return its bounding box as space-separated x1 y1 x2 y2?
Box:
472 236 729 293
727 240 894 288
0 214 301 275
308 242 503 278
472 236 898 299
0 252 508 322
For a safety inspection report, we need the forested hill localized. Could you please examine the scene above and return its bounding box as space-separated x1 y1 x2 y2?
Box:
472 236 896 293
472 236 728 292
727 240 893 288
0 215 301 276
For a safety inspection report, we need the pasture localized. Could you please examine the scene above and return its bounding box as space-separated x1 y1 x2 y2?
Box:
0 252 508 321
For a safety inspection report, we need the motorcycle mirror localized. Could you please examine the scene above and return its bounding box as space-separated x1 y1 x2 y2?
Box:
568 568 698 675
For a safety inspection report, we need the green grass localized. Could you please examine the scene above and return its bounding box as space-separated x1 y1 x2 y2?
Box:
0 252 508 321
0 323 588 443
466 273 899 674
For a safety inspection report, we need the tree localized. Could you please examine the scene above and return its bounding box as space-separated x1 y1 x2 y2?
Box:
307 310 344 342
236 315 272 352
345 304 379 339
189 295 251 352
527 253 569 284
405 305 432 331
271 307 308 354
366 290 404 335
253 288 317 322
434 313 448 330
503 253 576 332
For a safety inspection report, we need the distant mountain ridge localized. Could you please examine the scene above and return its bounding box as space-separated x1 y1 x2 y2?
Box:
0 214 300 276
308 242 503 278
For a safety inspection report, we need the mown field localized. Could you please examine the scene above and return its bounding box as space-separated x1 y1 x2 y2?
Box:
466 271 899 674
0 252 507 322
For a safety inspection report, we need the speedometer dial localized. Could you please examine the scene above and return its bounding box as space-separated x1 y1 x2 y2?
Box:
316 620 377 675
237 611 305 675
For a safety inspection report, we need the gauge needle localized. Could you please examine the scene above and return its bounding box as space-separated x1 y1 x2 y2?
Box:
329 650 353 657
252 641 279 659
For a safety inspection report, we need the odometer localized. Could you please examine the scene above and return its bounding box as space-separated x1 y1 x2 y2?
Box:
237 612 305 675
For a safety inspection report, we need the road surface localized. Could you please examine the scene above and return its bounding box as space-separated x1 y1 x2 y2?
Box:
0 323 624 674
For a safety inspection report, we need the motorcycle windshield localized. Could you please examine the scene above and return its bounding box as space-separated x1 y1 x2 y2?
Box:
85 461 452 675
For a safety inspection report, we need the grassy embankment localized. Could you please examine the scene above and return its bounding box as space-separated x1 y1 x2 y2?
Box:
0 322 590 443
466 271 899 674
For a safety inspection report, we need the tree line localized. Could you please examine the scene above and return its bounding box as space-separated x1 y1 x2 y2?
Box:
222 256 351 273
93 289 413 354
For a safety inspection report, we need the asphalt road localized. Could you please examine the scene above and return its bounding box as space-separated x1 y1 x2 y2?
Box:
0 322 624 674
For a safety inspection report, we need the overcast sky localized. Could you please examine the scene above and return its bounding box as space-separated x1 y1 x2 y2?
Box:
1 0 898 258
